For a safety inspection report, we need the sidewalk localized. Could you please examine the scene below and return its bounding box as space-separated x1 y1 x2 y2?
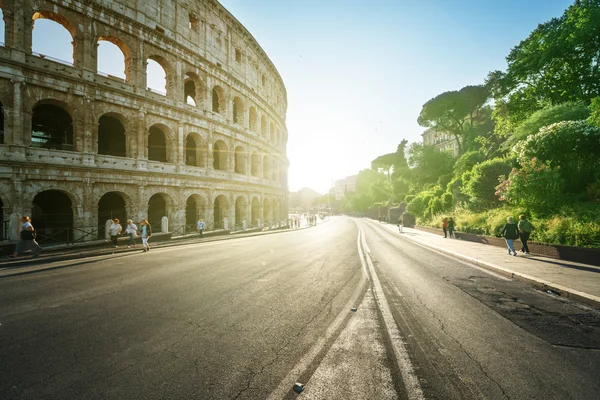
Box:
370 220 600 309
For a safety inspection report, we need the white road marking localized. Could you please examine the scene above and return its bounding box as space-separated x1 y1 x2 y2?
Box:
357 225 425 400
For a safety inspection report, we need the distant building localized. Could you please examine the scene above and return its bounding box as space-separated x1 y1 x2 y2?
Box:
333 175 357 200
422 128 459 157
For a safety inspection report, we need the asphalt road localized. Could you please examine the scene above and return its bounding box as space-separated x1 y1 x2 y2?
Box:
1 217 598 399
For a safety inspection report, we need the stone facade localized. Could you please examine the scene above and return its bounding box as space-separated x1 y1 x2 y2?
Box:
422 128 459 157
0 0 289 243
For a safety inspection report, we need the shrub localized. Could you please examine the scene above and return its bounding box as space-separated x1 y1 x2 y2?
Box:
514 120 600 193
404 195 415 204
406 196 427 218
401 212 416 228
453 151 485 176
496 158 564 215
441 193 453 211
587 96 600 127
428 197 443 217
464 158 512 209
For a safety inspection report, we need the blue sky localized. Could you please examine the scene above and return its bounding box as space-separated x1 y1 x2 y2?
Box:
14 0 574 194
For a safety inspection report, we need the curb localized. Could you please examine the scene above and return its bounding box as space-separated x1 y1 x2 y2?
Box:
0 221 325 271
371 221 600 310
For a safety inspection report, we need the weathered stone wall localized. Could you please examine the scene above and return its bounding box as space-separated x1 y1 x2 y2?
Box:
0 0 289 240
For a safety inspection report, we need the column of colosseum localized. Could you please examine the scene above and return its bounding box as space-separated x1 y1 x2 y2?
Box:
0 0 289 244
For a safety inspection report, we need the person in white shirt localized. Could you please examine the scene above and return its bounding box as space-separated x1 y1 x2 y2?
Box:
109 218 122 248
125 220 138 248
10 216 42 258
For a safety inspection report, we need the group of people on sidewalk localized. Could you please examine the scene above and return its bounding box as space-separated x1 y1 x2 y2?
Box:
439 215 534 256
107 219 153 252
500 215 534 256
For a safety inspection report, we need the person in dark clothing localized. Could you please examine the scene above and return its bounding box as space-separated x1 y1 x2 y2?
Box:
517 215 534 254
140 219 152 252
442 218 448 238
447 217 455 238
500 217 519 256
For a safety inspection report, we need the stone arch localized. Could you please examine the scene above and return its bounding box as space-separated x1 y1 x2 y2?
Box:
147 192 174 231
249 106 258 133
146 55 173 96
270 121 275 143
251 151 259 176
260 115 267 138
235 196 247 227
213 194 229 229
185 194 206 232
148 123 173 163
185 132 206 167
30 189 74 245
213 139 228 171
31 99 74 151
234 145 247 174
263 198 272 223
212 85 225 114
97 36 132 83
184 72 204 107
251 197 260 224
98 113 126 157
263 155 270 179
232 96 244 125
31 10 77 66
97 191 128 239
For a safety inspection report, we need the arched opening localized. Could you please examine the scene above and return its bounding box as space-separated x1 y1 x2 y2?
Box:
97 192 126 239
212 86 225 114
148 125 167 162
98 114 126 157
32 11 76 66
0 9 5 46
213 140 228 171
270 122 275 143
148 193 169 231
251 197 260 224
185 135 197 166
31 102 73 151
235 196 247 227
213 195 229 229
263 155 270 179
0 101 4 145
260 115 267 138
97 37 130 82
184 72 203 106
146 56 169 95
31 190 73 245
251 152 259 176
0 198 4 241
263 198 272 223
234 146 246 174
271 159 278 181
249 107 257 132
185 195 205 232
233 97 244 125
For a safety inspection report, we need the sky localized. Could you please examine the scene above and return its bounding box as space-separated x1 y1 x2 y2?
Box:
14 0 574 194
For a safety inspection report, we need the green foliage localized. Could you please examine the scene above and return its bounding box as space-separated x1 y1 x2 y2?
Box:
464 158 513 209
453 151 485 176
496 158 564 215
514 120 600 193
505 102 590 148
417 85 491 155
404 195 415 204
428 197 443 218
407 143 455 189
489 0 600 127
441 193 453 211
588 96 600 127
406 195 428 218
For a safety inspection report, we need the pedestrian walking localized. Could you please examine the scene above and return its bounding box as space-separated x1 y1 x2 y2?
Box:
500 216 519 256
197 219 205 238
125 220 137 248
442 218 448 238
447 217 455 238
517 215 534 254
10 216 42 258
109 218 122 248
140 219 152 252
397 216 403 233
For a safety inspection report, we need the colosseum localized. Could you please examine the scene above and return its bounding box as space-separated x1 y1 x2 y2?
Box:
0 0 289 244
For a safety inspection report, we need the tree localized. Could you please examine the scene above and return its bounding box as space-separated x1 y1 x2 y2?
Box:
464 158 513 209
417 85 491 155
407 143 455 189
489 0 600 127
371 139 409 180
